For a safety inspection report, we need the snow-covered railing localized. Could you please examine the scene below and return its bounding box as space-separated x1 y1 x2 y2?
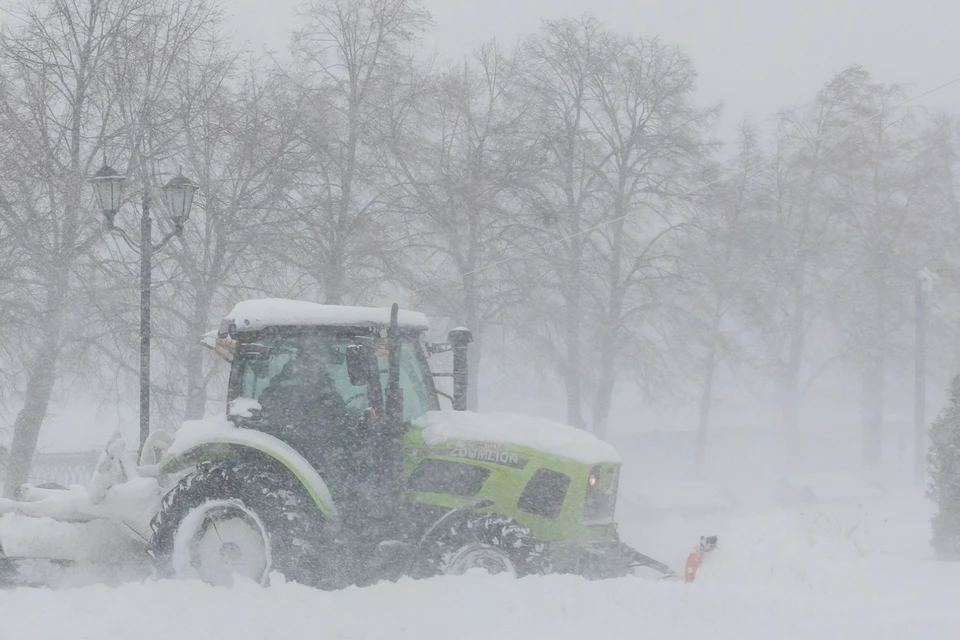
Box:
27 451 101 488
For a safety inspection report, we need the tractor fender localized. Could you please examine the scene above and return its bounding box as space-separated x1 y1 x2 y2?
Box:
159 430 339 521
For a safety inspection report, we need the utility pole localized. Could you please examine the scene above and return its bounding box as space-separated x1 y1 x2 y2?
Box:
139 191 153 459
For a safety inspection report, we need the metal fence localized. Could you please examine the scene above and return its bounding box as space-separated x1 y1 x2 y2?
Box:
27 450 101 488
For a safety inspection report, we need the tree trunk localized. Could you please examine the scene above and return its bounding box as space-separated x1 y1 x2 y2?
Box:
184 346 207 420
462 263 481 410
780 358 803 469
184 290 212 420
860 351 885 468
4 303 64 497
780 274 807 468
324 250 345 305
591 191 626 439
591 335 616 440
694 299 724 474
462 300 481 410
861 275 887 468
564 262 586 430
591 289 625 439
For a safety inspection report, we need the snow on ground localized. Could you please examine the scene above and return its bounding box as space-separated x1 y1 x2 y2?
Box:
0 547 956 639
0 514 144 564
1 485 958 639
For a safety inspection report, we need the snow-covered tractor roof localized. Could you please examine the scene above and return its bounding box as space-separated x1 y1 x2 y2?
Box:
220 298 430 335
198 298 431 362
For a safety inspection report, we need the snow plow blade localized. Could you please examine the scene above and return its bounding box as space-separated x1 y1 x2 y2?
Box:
622 546 682 581
683 535 718 583
616 534 717 583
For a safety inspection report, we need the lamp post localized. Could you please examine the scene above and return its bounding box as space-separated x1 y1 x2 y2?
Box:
90 164 199 457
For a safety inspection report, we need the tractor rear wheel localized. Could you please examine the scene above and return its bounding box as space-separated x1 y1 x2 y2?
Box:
148 459 328 587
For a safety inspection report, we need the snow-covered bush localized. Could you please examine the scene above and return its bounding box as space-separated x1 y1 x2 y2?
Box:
928 375 960 559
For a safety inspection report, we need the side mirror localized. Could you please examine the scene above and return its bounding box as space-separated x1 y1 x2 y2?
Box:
346 343 371 387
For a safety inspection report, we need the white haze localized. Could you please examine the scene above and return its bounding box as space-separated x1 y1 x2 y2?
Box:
1 3 959 636
0 0 957 492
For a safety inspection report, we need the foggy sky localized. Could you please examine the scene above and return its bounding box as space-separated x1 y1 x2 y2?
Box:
228 0 960 142
2 0 956 452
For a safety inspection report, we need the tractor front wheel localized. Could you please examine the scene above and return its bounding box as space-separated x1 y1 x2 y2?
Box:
428 513 545 578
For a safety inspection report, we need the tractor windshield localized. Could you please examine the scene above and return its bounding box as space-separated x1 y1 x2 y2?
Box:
229 331 437 425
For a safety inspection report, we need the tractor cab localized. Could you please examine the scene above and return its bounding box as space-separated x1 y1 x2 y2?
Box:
211 299 467 536
224 322 440 448
212 299 459 422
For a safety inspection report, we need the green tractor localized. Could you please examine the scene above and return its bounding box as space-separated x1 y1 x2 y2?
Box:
148 298 679 587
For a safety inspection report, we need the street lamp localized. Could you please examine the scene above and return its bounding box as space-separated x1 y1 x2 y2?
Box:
90 164 199 457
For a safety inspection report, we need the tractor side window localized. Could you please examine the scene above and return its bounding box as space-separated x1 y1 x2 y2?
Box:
399 351 432 421
408 459 490 497
240 347 293 401
518 469 571 520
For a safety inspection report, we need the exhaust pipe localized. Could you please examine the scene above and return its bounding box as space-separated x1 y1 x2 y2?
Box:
447 327 473 411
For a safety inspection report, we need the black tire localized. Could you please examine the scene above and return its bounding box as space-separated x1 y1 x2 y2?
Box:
147 458 330 586
424 513 546 578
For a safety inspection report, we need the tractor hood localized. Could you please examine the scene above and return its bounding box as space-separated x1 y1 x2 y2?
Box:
411 411 621 464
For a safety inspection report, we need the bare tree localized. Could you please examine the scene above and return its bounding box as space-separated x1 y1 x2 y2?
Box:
0 0 239 490
162 64 304 420
513 17 609 429
580 30 716 437
753 68 867 465
381 41 531 407
687 121 773 471
0 0 141 494
512 17 715 434
283 0 432 305
829 72 932 467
